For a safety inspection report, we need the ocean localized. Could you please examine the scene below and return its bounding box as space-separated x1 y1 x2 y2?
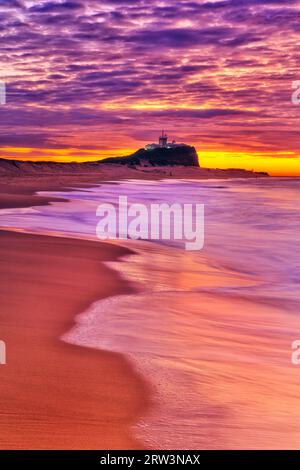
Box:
1 177 300 449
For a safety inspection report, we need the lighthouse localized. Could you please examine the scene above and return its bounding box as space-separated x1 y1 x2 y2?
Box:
159 130 168 148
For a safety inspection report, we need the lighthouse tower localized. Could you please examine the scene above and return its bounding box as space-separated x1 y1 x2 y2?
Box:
159 130 168 148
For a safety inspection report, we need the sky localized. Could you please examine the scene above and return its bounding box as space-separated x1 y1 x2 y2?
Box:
0 0 300 175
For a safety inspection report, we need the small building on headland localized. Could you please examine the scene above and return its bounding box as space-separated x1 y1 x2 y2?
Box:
145 131 190 151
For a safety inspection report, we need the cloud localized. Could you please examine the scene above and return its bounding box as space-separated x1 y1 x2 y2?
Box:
0 0 299 162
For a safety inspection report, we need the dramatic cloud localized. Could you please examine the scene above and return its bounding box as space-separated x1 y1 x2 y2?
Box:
0 0 299 174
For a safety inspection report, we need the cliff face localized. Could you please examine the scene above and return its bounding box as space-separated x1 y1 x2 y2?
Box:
102 145 199 167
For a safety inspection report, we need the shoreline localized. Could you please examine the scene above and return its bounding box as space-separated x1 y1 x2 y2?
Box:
0 180 151 449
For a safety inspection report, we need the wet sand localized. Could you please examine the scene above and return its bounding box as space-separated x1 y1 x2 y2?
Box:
0 187 150 449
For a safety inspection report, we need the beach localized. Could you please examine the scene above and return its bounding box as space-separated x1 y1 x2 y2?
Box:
1 0 299 457
0 177 150 449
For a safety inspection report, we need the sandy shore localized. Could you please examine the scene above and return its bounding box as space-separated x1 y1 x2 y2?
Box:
0 162 267 209
0 181 150 449
0 170 272 450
